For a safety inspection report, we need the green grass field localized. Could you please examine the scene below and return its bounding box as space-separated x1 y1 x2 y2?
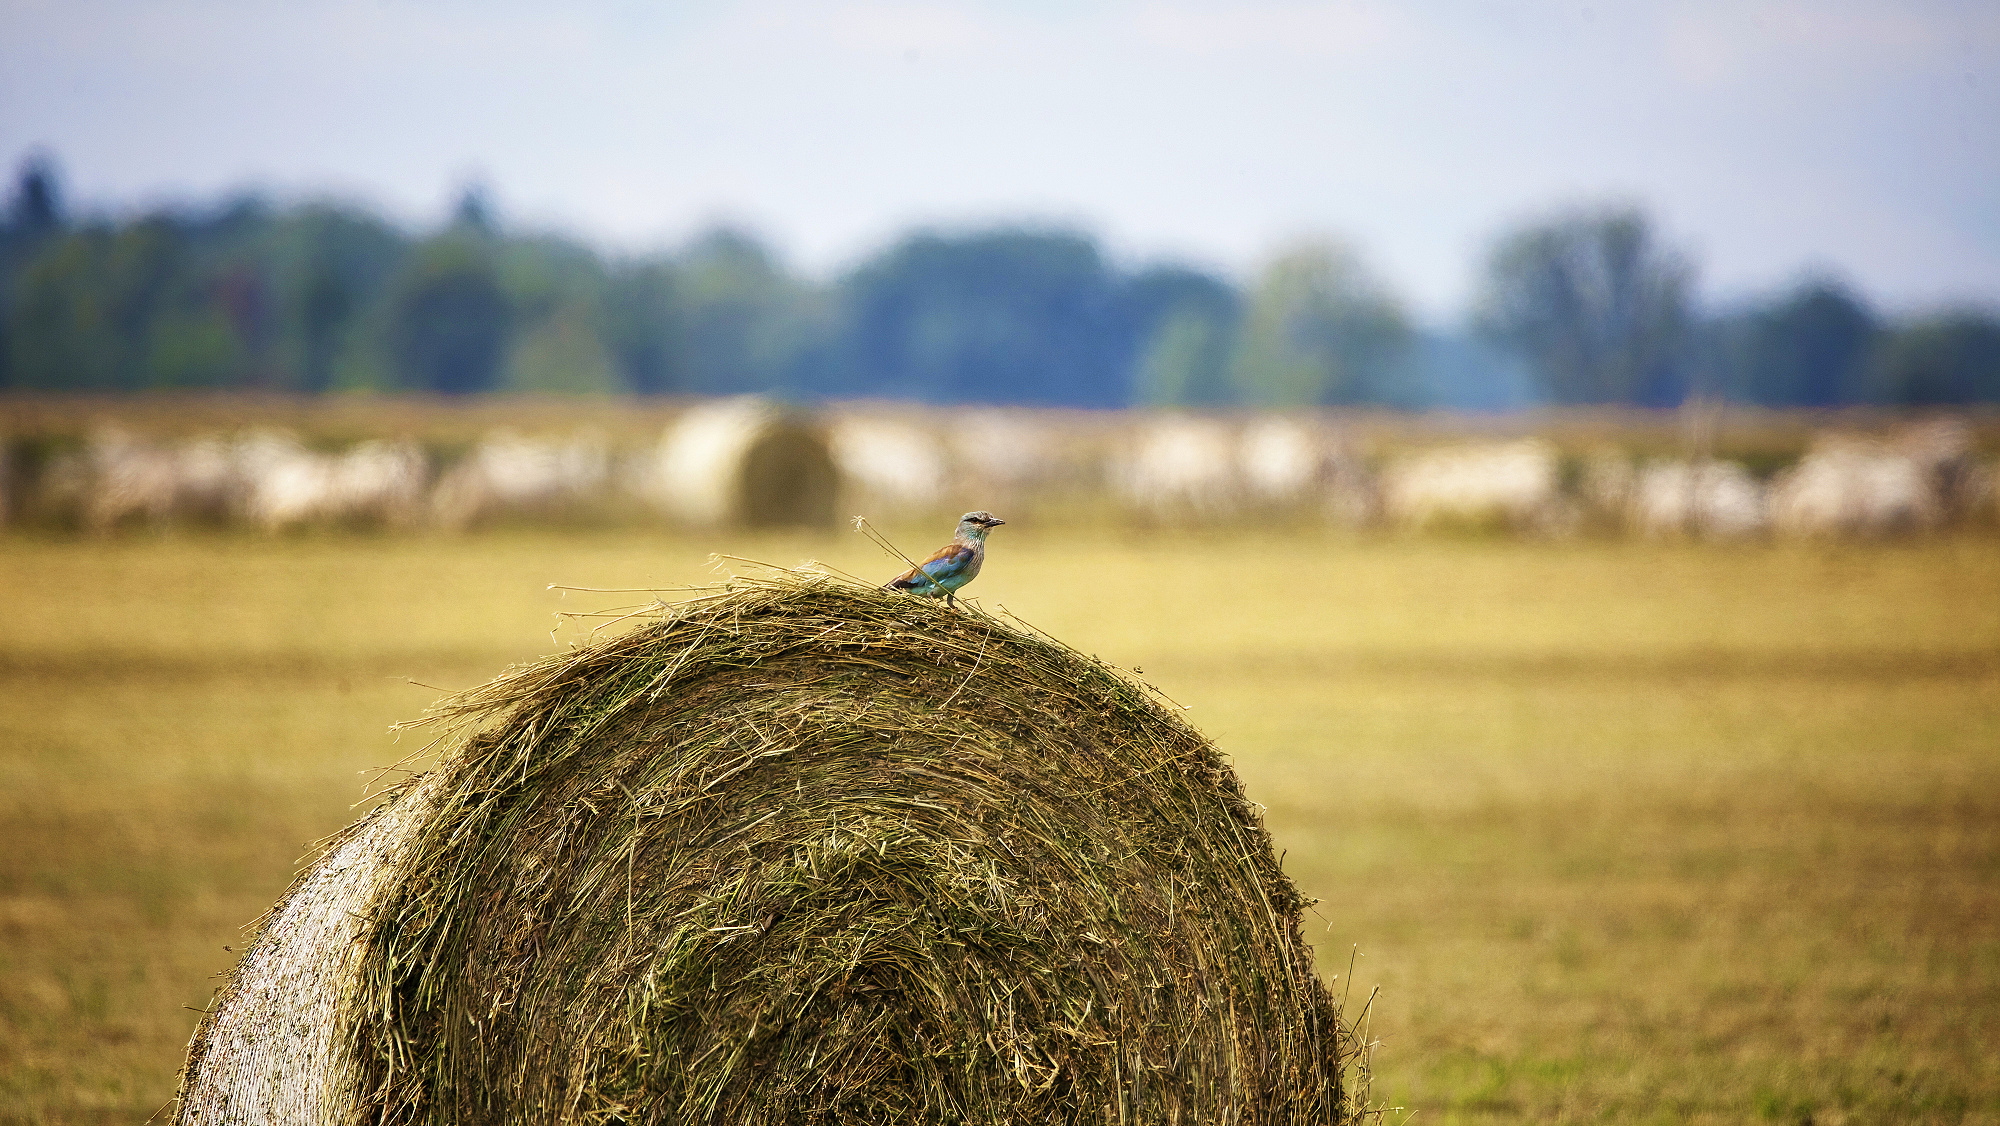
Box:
2 527 1996 1124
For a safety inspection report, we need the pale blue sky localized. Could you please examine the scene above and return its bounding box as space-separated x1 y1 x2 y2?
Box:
4 0 1996 321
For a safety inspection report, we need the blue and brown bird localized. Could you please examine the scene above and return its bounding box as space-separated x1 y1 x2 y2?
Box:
883 510 1006 607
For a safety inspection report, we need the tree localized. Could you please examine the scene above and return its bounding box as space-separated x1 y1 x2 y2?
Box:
384 234 511 394
1707 280 1878 406
1230 241 1410 407
278 206 407 392
102 216 192 389
5 157 62 242
2 207 253 391
827 228 1129 406
602 260 682 394
1477 208 1694 405
146 305 251 388
676 229 816 396
1124 267 1239 407
451 184 496 236
1871 311 2000 405
5 229 118 389
0 157 66 386
501 301 623 394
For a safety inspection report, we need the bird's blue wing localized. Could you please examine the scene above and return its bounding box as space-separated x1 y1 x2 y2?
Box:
887 543 973 592
918 544 974 582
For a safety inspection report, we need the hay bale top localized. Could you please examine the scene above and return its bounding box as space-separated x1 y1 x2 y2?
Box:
181 574 1351 1126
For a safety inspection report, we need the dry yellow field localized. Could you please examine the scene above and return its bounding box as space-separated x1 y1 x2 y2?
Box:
2 526 1997 1124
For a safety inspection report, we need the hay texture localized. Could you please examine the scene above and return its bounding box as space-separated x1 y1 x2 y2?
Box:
179 577 1353 1125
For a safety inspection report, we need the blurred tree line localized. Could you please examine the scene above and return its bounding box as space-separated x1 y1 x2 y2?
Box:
1473 208 2000 407
3 157 1995 407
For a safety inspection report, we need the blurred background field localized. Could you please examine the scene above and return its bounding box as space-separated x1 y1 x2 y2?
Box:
2 523 1995 1124
7 3 2000 1121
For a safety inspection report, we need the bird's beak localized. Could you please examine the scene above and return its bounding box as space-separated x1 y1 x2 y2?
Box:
988 518 1006 526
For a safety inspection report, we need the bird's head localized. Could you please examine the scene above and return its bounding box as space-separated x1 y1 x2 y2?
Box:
956 510 1006 540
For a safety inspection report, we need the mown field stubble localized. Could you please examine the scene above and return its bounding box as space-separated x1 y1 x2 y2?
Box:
1 527 1996 1124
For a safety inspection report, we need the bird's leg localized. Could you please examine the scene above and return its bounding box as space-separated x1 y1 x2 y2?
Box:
945 592 957 609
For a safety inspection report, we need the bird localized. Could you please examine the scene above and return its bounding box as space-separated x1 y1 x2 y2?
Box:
883 511 1006 607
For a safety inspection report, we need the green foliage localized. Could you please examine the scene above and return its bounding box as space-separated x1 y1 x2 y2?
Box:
3 196 369 392
1699 283 2000 408
383 233 512 394
500 302 625 394
677 229 816 396
147 306 250 388
6 227 122 389
274 205 405 393
6 156 62 237
1230 241 1411 407
1478 207 1694 405
1706 280 1879 406
602 262 682 394
1126 266 1239 407
1 155 1993 407
829 228 1139 406
0 157 65 388
1135 307 1232 405
106 218 203 386
1872 311 2000 405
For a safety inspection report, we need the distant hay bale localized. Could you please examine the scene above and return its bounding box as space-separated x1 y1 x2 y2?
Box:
1236 417 1377 524
1771 438 1938 537
637 398 838 528
1239 417 1320 503
178 579 1354 1126
1764 420 2000 536
1116 416 1366 522
431 430 609 531
1889 419 1990 522
1117 417 1241 517
67 427 428 533
1381 439 1560 531
1579 451 1637 523
239 432 430 531
946 410 1060 491
80 428 236 531
827 415 949 515
323 439 430 527
943 409 1121 506
79 429 178 531
233 430 327 529
1631 459 1768 538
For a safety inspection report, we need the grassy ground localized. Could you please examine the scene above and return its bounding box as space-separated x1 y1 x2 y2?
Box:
1 526 1996 1124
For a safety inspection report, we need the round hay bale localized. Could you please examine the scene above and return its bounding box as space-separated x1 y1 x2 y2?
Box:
178 578 1354 1125
641 397 838 528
